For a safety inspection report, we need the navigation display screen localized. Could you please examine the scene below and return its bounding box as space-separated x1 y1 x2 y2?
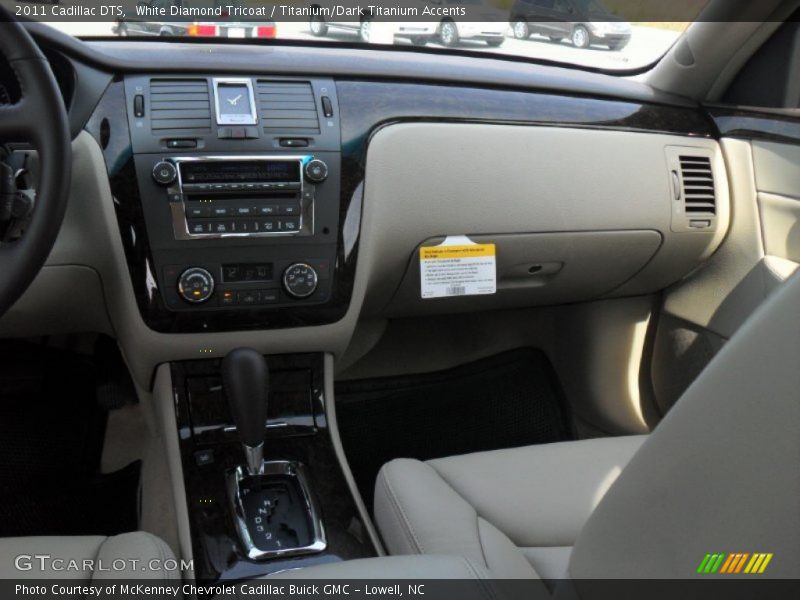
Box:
181 161 300 184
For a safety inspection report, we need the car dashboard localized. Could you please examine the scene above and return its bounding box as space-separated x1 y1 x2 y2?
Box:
0 27 730 388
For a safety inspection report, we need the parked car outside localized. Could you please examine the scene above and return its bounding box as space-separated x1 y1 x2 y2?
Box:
510 0 632 50
430 0 507 47
114 0 277 39
308 7 438 45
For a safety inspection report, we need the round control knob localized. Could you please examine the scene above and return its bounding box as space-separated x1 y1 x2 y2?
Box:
283 263 319 299
178 267 215 304
304 159 328 183
152 161 178 186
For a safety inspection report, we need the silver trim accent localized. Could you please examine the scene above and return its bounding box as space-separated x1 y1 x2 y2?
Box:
282 263 319 299
166 155 313 240
226 461 327 561
177 267 215 304
243 443 264 476
213 78 258 126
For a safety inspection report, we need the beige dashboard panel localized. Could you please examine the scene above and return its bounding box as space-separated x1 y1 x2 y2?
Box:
385 231 662 317
360 123 728 316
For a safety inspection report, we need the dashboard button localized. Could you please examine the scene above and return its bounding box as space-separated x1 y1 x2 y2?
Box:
152 161 177 186
220 290 237 306
134 94 145 118
277 204 300 216
258 290 279 304
237 290 259 306
304 159 328 183
278 218 300 232
186 204 209 218
279 138 309 148
188 221 209 234
321 96 334 118
283 263 318 299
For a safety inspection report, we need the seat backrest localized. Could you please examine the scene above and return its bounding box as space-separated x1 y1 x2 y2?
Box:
568 272 800 579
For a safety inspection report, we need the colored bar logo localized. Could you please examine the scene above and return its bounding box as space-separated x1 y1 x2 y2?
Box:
697 553 773 574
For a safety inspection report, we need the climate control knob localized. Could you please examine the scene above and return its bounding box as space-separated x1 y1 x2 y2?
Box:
283 263 318 299
178 267 215 304
304 159 328 183
152 161 178 186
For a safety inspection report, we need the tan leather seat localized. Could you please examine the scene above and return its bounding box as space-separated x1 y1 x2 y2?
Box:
0 532 178 580
375 272 800 580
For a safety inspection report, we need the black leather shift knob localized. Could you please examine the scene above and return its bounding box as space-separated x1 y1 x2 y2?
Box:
222 348 269 448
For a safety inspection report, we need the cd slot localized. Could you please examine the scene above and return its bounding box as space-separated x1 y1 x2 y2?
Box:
184 191 297 202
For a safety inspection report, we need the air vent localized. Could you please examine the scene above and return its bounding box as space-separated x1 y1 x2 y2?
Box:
256 80 320 135
150 79 212 135
679 155 716 215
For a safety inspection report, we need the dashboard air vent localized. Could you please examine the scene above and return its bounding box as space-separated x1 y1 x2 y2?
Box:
256 80 320 135
679 155 716 215
150 79 212 135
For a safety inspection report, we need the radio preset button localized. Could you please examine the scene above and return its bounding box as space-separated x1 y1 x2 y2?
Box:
188 221 209 234
259 220 277 232
278 218 300 232
178 268 215 304
186 204 209 218
278 204 300 216
283 263 318 299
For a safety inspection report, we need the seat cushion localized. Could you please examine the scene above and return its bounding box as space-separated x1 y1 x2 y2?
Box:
0 532 178 580
374 436 645 581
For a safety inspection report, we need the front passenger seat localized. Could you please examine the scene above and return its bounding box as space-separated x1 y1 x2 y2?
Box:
375 272 800 580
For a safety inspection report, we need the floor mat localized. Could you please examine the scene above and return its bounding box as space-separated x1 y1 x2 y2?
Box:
0 340 141 537
335 348 573 511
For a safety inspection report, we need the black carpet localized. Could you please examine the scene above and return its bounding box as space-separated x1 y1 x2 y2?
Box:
0 340 140 537
335 348 573 511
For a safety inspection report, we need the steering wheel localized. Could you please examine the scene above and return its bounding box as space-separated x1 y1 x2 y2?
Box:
0 18 71 318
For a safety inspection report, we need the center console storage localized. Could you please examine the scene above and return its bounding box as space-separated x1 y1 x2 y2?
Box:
171 353 376 582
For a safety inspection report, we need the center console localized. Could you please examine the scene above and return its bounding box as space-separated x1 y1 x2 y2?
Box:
172 352 376 582
91 74 356 333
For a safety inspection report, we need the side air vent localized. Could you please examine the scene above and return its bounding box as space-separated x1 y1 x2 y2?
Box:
679 155 716 215
150 79 212 135
256 80 320 135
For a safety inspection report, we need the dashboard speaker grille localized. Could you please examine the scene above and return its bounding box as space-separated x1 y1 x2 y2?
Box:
256 80 320 134
150 79 212 135
679 155 716 215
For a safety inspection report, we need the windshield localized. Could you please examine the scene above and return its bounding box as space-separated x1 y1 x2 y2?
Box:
22 0 708 72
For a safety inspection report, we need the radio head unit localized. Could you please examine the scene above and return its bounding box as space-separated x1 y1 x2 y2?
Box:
152 155 325 240
180 160 301 185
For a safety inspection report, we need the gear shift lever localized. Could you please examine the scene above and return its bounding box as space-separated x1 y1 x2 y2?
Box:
222 348 269 476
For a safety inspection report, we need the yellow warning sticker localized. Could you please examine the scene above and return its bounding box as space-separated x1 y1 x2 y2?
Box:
420 236 497 299
420 244 496 260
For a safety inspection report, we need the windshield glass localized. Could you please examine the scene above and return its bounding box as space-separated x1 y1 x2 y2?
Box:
22 0 709 72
